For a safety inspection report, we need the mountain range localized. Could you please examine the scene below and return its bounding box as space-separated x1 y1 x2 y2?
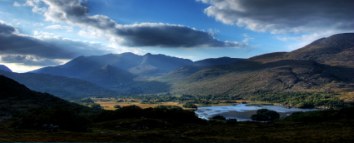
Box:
1 33 353 100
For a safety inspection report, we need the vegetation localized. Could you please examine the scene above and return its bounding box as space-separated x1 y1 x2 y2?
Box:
210 115 226 121
249 92 345 108
94 105 202 125
183 102 198 109
251 109 280 122
12 107 90 131
97 91 346 110
1 106 354 143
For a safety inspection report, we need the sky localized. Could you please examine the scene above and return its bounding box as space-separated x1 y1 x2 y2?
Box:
0 0 353 72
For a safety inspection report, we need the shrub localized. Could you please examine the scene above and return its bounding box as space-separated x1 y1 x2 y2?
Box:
13 107 90 131
210 115 226 121
251 109 280 122
226 119 238 124
91 103 103 111
183 102 198 109
114 105 121 109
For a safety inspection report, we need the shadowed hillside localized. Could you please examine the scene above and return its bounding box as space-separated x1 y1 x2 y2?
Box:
0 75 90 125
0 65 11 72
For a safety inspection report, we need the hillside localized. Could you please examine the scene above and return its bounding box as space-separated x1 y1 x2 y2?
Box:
0 64 11 72
166 33 354 101
286 33 354 68
250 33 354 67
0 75 88 122
249 52 287 63
169 60 354 96
0 70 116 99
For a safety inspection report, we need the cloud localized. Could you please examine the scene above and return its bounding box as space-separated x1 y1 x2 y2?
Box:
24 0 240 48
0 22 16 34
0 54 62 66
199 0 354 33
13 0 46 13
0 22 107 66
114 23 241 47
45 24 73 31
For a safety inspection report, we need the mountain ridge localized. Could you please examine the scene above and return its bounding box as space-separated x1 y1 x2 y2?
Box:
250 33 354 68
2 33 353 100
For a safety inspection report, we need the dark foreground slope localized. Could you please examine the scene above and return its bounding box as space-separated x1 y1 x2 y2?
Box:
0 75 94 131
0 75 83 117
0 65 11 72
0 70 116 99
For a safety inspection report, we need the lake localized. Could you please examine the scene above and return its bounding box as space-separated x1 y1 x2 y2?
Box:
195 104 317 121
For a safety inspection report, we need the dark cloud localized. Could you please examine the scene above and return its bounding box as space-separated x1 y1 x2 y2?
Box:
0 33 75 59
200 0 354 33
0 23 16 34
0 22 107 66
0 55 61 66
115 23 239 47
38 0 239 47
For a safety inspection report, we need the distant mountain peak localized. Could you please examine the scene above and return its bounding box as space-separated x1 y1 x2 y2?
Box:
144 53 153 56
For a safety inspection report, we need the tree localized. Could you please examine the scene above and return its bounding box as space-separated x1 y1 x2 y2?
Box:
114 105 121 109
91 103 103 111
183 102 198 109
251 109 280 122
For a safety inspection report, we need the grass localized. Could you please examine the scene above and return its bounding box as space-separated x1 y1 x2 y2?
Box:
339 92 354 103
93 97 272 110
98 101 183 110
248 92 345 108
92 98 185 110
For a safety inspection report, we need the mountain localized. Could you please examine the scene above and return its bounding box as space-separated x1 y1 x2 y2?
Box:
34 53 193 77
286 33 354 68
0 75 87 122
166 33 354 98
169 60 354 96
251 33 354 68
195 57 251 67
0 70 116 99
130 53 193 75
249 52 287 63
0 64 11 72
10 33 352 100
31 53 190 94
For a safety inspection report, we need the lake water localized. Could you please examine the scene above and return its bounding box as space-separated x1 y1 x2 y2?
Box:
195 104 317 121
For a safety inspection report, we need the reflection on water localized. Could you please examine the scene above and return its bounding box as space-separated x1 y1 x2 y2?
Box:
195 104 317 121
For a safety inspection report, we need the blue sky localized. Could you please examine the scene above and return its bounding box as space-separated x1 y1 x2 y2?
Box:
0 0 353 72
